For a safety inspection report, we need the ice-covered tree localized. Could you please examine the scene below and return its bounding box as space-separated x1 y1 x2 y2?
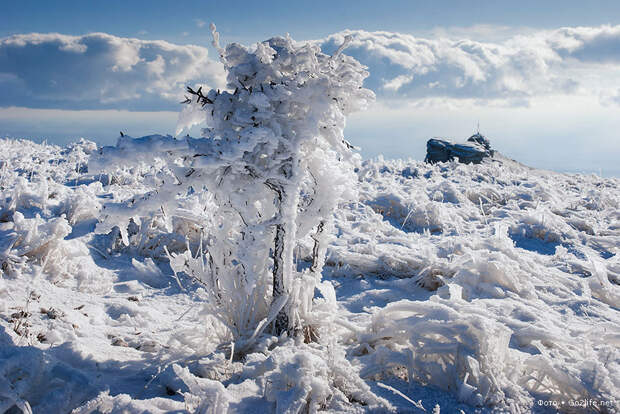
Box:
90 26 374 350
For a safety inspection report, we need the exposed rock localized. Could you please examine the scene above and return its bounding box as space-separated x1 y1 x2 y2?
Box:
467 132 492 151
425 133 495 164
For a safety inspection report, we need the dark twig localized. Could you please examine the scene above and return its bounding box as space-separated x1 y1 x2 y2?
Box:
185 86 214 106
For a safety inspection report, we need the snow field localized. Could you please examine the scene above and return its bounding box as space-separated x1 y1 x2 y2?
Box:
0 138 618 413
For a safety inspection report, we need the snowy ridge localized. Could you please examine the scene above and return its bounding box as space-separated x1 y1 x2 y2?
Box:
0 138 618 413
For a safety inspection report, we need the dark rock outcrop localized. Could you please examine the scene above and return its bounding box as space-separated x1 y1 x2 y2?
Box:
425 133 494 164
467 132 492 151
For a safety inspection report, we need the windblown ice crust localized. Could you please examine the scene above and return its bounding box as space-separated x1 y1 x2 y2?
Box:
0 137 619 413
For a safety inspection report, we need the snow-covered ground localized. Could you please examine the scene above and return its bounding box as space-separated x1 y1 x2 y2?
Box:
0 137 618 413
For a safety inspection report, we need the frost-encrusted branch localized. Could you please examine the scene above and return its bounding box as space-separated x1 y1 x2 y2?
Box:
210 23 227 66
332 34 353 59
184 86 214 106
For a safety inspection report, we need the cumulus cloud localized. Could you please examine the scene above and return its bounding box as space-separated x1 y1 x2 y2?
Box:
319 25 620 106
4 26 620 112
0 32 226 110
549 25 620 63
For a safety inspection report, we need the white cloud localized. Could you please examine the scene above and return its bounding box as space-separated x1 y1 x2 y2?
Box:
0 32 226 110
146 54 166 77
547 25 620 63
195 19 206 28
4 26 620 112
427 24 530 42
318 25 620 106
383 74 414 92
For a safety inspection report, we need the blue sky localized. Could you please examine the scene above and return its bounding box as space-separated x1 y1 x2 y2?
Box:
2 1 620 175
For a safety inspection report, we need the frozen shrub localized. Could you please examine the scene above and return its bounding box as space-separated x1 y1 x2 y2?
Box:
359 297 533 410
90 26 374 348
10 212 71 260
57 182 102 225
241 341 391 412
